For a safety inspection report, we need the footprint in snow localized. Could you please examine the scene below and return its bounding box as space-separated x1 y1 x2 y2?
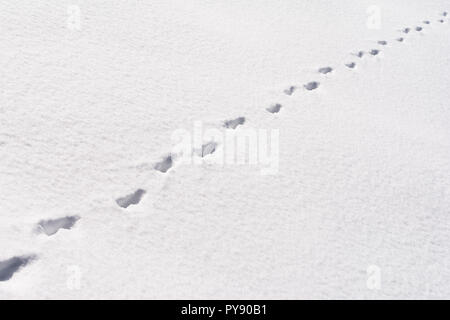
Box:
0 255 36 281
397 37 404 42
195 141 218 157
224 117 246 129
402 27 411 33
377 40 388 45
116 189 146 208
37 216 80 236
353 51 364 58
266 103 282 113
318 67 333 74
416 26 423 31
438 19 444 23
284 86 296 95
423 20 430 24
345 62 356 69
154 155 173 173
304 82 319 91
369 49 380 56
443 12 448 17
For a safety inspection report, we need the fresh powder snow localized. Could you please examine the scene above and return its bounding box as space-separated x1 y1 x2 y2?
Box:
1 1 450 299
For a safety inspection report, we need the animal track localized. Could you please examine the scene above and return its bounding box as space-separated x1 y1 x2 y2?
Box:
369 49 380 56
196 141 217 157
345 62 356 69
37 216 80 236
397 37 404 42
423 20 430 24
116 189 146 208
416 26 423 31
443 12 448 16
0 255 35 281
154 155 173 173
438 19 444 23
318 67 333 74
304 81 320 91
224 117 246 129
284 86 296 95
402 27 411 33
266 103 282 113
353 51 364 58
377 40 388 45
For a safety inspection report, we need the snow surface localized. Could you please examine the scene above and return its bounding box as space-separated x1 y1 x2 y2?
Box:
1 1 450 299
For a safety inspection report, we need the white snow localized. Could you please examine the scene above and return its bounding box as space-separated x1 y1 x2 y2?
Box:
1 1 450 299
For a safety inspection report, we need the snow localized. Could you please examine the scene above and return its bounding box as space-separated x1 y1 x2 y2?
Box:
1 1 450 299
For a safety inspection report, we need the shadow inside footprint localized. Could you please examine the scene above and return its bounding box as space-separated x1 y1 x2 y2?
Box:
116 189 146 208
0 256 35 281
353 51 364 58
378 40 388 45
318 67 333 74
345 62 356 69
403 27 411 33
443 12 448 17
304 82 319 91
369 49 380 56
196 141 217 157
266 103 282 113
37 216 80 236
423 20 430 24
284 86 296 95
438 19 444 23
397 37 404 42
416 26 423 31
154 155 173 173
224 117 246 129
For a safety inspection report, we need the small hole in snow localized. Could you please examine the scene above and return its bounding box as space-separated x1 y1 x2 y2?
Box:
318 67 333 74
37 216 80 236
0 255 36 281
224 117 245 129
154 155 173 173
266 103 282 113
304 82 319 91
196 141 217 157
116 189 146 208
283 86 296 95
